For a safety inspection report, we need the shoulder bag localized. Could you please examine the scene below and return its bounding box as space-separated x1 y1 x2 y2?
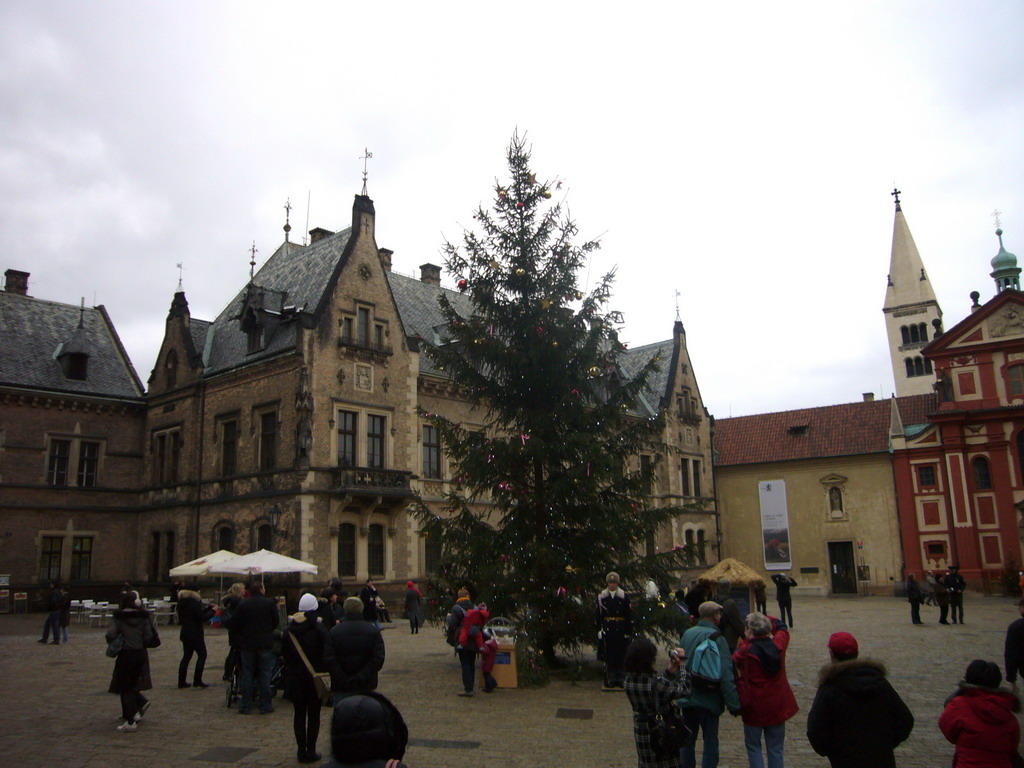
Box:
290 632 332 703
105 633 124 658
143 614 161 648
650 700 691 757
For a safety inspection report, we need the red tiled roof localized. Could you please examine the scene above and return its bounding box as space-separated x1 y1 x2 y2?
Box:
714 394 937 466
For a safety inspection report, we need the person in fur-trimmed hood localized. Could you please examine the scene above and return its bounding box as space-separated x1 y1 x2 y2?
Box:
597 572 632 690
805 631 913 768
939 659 1021 768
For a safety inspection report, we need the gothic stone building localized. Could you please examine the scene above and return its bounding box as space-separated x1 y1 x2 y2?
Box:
2 193 719 597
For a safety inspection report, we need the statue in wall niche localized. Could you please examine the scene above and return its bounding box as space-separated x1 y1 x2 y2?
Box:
990 304 1024 337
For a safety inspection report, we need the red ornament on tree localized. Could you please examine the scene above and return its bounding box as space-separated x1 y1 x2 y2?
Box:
457 279 468 292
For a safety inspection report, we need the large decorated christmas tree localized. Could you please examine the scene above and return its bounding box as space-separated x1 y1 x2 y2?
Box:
414 134 692 669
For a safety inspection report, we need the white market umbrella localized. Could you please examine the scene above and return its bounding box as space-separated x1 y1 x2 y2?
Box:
209 548 318 577
169 549 240 577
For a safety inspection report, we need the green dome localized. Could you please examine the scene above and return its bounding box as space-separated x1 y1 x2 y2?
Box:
991 229 1018 270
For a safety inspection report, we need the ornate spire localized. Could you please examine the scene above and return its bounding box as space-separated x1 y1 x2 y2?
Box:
891 186 902 212
360 148 373 196
283 198 292 244
249 242 258 282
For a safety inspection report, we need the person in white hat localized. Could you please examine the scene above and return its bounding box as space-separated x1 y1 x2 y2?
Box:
282 593 331 763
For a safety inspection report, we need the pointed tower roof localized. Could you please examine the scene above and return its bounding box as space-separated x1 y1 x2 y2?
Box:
883 192 938 311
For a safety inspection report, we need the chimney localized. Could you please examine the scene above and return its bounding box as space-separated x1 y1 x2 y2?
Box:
862 392 875 402
309 227 334 245
4 269 29 295
419 263 442 287
378 248 393 272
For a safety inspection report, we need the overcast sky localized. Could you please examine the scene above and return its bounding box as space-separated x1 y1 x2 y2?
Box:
3 2 1022 418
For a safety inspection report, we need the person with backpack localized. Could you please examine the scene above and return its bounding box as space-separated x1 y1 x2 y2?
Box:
446 588 475 696
677 601 740 768
732 612 798 768
456 602 490 696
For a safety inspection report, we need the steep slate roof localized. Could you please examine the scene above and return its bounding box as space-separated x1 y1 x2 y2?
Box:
715 393 937 466
0 292 144 398
203 231 352 374
621 339 674 417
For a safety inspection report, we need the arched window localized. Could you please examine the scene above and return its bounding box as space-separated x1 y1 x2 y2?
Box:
367 524 385 577
256 523 273 551
829 487 844 513
338 523 356 577
165 349 178 389
905 358 915 377
900 326 910 344
973 457 993 490
909 325 920 343
924 358 933 374
1009 365 1024 397
696 529 706 565
914 357 926 376
918 323 928 342
216 525 234 552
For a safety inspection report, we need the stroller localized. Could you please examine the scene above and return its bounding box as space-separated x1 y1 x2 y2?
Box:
225 630 285 707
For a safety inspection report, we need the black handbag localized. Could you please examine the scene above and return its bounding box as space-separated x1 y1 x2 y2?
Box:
650 702 691 757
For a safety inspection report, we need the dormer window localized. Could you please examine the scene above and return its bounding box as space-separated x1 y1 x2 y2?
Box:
788 425 809 436
62 352 88 380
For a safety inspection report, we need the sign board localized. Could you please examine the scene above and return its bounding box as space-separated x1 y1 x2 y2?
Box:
759 480 793 570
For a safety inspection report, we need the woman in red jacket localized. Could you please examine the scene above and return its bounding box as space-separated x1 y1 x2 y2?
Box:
939 659 1021 768
732 612 798 768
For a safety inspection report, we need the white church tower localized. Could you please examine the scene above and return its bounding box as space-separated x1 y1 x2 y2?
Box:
882 189 943 397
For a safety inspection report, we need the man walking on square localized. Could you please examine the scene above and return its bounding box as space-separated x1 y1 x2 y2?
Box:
771 573 797 628
38 581 62 645
945 565 967 624
1004 598 1024 688
227 580 279 714
905 573 924 625
806 631 914 768
677 601 741 768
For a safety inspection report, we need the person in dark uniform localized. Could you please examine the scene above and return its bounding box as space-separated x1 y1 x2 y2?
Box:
945 565 967 624
597 571 632 690
772 573 798 627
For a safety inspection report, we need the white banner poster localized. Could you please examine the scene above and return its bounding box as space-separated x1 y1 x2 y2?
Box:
759 479 792 570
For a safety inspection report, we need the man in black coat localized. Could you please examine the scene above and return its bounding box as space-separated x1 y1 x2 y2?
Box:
905 573 924 625
806 631 914 768
596 571 632 690
1004 597 1024 687
359 579 380 625
771 573 798 627
945 565 967 624
38 582 62 645
226 580 280 714
324 596 385 704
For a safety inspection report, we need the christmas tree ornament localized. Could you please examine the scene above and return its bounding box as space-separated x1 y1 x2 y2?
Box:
515 268 526 276
457 279 468 292
543 189 552 199
528 172 537 185
588 365 601 377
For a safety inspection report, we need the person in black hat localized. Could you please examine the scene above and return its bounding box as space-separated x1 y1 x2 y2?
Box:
322 692 409 767
945 565 967 624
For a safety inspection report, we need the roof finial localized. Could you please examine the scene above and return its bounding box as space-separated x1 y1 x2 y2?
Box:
78 297 85 329
891 186 902 212
360 148 373 196
176 262 184 293
284 198 292 243
993 209 1003 231
674 289 681 322
249 241 258 282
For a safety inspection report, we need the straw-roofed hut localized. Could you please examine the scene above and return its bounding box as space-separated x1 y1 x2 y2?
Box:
696 558 764 587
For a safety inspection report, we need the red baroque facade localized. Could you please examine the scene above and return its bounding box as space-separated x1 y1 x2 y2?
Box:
893 290 1024 589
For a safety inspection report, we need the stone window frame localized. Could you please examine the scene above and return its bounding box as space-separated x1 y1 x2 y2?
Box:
820 473 849 521
45 433 105 489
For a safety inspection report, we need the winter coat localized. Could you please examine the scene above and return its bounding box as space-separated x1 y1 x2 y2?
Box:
281 611 330 702
625 669 693 768
324 614 385 693
480 637 498 675
939 684 1021 768
221 594 243 647
360 585 379 622
226 592 279 652
106 608 155 694
719 599 745 652
177 591 215 642
597 588 632 666
404 588 424 623
59 592 72 628
732 619 799 728
1006 617 1024 684
458 607 490 651
771 574 797 603
906 579 923 603
806 658 914 768
677 619 740 715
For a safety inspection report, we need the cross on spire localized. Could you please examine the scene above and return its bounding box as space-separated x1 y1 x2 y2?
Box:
176 262 184 292
993 209 1003 231
675 289 681 322
284 198 292 242
891 187 902 211
360 148 373 195
249 242 258 281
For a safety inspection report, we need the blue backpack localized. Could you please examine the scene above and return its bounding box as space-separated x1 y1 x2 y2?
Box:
686 631 722 691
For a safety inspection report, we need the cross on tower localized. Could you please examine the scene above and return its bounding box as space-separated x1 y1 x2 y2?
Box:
249 242 258 281
993 209 1003 230
360 148 373 195
891 187 902 211
283 198 292 241
176 262 185 292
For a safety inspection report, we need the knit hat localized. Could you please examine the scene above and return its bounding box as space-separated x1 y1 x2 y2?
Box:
344 596 364 614
827 632 858 660
406 581 415 589
298 593 319 613
964 659 1002 689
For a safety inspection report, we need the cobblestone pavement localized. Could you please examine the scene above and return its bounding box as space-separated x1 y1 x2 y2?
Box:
1 593 1019 767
